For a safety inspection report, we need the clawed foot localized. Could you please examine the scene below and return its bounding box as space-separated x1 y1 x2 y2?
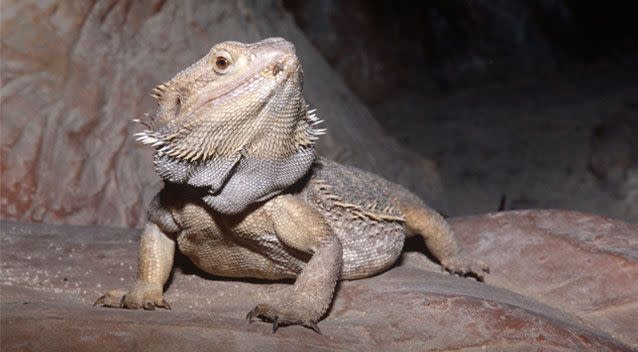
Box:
246 303 321 334
93 282 171 310
441 256 490 281
93 289 126 307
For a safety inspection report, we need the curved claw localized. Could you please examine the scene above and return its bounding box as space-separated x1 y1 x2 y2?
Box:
245 304 282 332
95 285 169 310
140 298 171 310
442 256 490 282
114 295 172 311
158 299 172 310
479 260 491 274
93 296 108 307
272 316 279 334
246 309 256 322
305 322 322 335
245 303 321 334
143 300 156 310
93 289 127 308
246 303 268 323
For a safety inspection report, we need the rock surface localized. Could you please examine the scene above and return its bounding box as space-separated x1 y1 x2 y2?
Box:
0 0 441 228
451 210 638 347
2 210 636 351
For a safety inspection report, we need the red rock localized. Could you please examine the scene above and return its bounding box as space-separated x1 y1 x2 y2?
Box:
448 210 638 348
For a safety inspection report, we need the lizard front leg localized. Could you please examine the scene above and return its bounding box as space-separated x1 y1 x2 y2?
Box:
246 195 343 334
94 222 175 310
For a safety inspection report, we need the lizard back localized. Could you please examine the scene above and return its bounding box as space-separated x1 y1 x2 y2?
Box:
297 158 413 279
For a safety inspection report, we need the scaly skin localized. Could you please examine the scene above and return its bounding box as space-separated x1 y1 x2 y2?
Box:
95 38 489 333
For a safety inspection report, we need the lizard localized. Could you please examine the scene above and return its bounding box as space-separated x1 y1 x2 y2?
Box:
94 37 489 333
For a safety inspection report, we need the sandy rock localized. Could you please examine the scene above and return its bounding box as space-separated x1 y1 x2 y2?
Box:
448 210 638 348
1 209 635 351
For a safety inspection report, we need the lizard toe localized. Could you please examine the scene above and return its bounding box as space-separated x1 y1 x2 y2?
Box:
121 295 171 310
442 256 490 281
140 298 171 310
246 303 321 334
93 289 127 308
96 282 170 310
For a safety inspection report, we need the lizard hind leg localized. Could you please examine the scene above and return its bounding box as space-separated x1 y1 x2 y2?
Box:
401 204 489 281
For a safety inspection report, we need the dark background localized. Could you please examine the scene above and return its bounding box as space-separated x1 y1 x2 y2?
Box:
286 0 638 99
284 0 638 221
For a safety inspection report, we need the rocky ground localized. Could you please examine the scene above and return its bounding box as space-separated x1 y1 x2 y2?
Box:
2 211 637 351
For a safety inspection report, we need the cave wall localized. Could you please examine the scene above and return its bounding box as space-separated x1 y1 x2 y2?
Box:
0 0 441 227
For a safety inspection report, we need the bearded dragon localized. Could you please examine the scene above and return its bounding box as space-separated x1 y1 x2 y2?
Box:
94 37 489 333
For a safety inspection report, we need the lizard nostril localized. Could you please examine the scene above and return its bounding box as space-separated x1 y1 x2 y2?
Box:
272 62 284 76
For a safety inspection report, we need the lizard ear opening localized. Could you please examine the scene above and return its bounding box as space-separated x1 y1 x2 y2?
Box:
174 96 182 116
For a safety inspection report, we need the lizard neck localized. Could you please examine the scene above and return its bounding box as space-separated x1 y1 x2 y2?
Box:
153 107 321 215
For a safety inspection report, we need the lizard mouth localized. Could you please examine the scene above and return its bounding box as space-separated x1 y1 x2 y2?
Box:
135 53 302 157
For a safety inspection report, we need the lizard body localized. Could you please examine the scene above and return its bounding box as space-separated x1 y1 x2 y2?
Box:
95 38 488 332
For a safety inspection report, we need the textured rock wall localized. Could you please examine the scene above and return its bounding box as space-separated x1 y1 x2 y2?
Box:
0 0 441 227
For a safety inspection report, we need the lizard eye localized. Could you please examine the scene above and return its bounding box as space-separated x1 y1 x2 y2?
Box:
212 52 232 73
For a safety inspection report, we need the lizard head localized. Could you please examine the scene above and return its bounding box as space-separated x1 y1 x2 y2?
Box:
134 38 324 214
137 37 323 162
